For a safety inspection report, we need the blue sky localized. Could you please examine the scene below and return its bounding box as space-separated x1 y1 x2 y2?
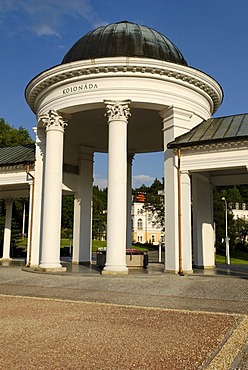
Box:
1 0 248 188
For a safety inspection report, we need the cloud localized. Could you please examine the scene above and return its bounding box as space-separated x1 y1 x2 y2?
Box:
93 175 107 190
0 0 105 37
132 175 155 189
94 174 156 189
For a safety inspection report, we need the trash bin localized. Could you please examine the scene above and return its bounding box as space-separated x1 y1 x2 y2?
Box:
143 252 149 269
96 249 106 268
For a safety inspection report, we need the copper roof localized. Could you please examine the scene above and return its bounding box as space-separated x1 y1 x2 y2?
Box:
0 144 35 166
167 114 248 149
62 21 187 66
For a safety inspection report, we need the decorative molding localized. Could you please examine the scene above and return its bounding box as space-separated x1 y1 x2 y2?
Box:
181 140 248 155
39 110 69 132
181 145 248 172
26 58 222 114
0 164 34 172
104 100 131 122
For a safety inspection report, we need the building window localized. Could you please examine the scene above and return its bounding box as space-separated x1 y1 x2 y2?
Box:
151 235 155 243
137 218 143 230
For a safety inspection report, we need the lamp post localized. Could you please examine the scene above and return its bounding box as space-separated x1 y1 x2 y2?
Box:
221 197 230 265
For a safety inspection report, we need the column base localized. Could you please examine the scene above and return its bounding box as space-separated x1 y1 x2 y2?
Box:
164 268 193 275
101 265 128 275
0 258 12 262
0 258 12 266
39 263 66 272
39 267 67 273
193 265 216 270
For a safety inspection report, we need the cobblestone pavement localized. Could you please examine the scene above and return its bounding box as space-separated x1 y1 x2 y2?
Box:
0 265 248 369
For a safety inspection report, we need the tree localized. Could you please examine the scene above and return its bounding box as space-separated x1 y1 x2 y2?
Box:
233 218 248 251
61 195 74 237
212 185 248 252
0 118 33 147
92 186 107 240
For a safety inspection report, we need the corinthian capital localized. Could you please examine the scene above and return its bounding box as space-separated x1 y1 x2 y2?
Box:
104 100 131 122
39 110 68 132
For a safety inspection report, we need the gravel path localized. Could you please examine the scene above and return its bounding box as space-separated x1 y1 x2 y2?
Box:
0 266 247 369
0 295 241 370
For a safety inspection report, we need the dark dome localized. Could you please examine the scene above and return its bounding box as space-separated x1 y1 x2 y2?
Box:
62 21 187 66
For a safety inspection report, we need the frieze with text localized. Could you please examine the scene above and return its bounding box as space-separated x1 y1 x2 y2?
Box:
62 83 98 95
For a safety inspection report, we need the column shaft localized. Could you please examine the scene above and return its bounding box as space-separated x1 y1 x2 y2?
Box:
26 181 34 266
192 173 215 268
103 100 130 274
181 171 193 272
1 199 13 260
161 106 195 273
30 127 46 267
164 150 179 272
39 111 67 270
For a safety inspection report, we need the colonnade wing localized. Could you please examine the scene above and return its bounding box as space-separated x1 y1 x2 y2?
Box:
179 143 248 270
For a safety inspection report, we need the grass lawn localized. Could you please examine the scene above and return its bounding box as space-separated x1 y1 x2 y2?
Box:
215 250 248 265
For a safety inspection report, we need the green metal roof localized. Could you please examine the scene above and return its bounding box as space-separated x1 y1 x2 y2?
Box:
0 144 35 166
167 114 248 149
62 21 187 66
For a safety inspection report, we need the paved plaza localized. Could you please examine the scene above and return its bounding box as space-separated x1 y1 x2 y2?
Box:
0 262 248 369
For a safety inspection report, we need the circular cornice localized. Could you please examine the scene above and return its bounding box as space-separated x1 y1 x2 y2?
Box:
25 57 223 114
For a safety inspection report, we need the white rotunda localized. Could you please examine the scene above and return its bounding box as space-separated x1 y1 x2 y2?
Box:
24 21 224 274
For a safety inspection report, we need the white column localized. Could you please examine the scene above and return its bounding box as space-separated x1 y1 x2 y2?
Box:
161 106 194 273
72 147 94 264
29 127 46 267
1 199 13 260
102 100 131 275
192 173 215 269
163 149 179 273
26 181 34 266
126 154 134 249
39 110 68 271
181 171 193 273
